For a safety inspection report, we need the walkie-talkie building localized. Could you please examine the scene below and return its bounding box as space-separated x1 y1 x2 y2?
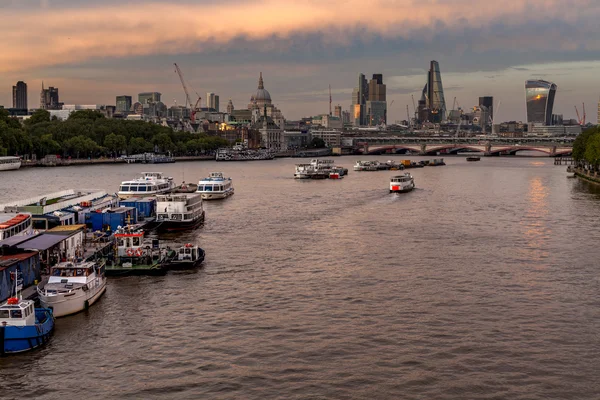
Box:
525 80 557 125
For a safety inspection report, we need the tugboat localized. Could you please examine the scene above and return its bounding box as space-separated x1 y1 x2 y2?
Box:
390 172 415 193
164 243 206 270
0 272 54 355
104 227 175 276
37 260 107 317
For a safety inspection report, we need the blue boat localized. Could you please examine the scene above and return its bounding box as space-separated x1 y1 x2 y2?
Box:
0 275 54 355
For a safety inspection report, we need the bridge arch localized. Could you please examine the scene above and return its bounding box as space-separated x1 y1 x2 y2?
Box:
423 145 486 155
365 145 422 155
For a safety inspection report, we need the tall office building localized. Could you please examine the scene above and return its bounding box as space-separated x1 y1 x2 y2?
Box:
427 60 447 123
138 92 161 105
334 105 342 119
478 96 493 122
12 81 27 109
366 74 387 125
116 95 132 114
207 92 219 112
351 73 368 126
39 83 61 110
227 99 234 114
525 80 557 125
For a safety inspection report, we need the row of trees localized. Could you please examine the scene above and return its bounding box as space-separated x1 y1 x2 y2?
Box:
572 126 600 167
0 109 230 158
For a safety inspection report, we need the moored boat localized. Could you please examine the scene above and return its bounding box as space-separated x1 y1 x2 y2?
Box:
196 172 234 200
155 193 205 231
1 274 54 355
104 227 175 276
0 156 21 171
118 172 175 199
215 143 274 161
164 243 205 270
0 213 33 242
466 156 481 162
37 260 107 317
390 172 415 193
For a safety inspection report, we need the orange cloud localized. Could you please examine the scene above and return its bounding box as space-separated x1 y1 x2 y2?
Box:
0 0 597 73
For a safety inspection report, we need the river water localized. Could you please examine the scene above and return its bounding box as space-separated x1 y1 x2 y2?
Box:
1 156 599 400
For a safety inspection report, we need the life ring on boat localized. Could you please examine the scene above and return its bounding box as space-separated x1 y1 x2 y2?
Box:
126 248 135 257
184 243 193 248
7 297 18 305
135 248 144 257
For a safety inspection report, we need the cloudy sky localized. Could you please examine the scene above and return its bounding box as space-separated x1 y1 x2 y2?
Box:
1 0 599 122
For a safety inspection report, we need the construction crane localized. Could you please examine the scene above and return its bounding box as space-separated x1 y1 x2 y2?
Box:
329 85 332 116
411 94 417 117
174 63 193 109
406 105 410 128
575 103 586 125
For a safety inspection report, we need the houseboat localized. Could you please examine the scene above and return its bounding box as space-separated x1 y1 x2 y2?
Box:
354 161 379 171
196 172 234 200
1 274 54 354
0 213 33 242
294 159 345 179
104 227 174 276
0 156 21 171
118 172 175 199
37 260 107 317
215 143 274 161
155 193 205 231
164 243 206 270
390 173 415 193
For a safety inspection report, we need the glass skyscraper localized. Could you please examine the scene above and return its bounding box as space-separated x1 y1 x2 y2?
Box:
525 80 557 125
427 60 446 123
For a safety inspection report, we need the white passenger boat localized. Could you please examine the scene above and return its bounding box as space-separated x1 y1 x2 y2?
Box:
0 213 33 242
118 172 175 199
390 173 415 193
37 260 107 317
354 160 379 171
0 156 21 171
294 164 315 179
155 193 205 231
196 172 234 200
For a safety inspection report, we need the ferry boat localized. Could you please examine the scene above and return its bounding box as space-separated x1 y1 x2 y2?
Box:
37 260 107 317
0 156 21 171
118 172 175 199
294 164 315 179
105 227 175 276
196 172 234 200
155 193 205 231
0 213 33 242
466 156 481 162
294 159 345 179
216 143 274 161
164 243 206 270
1 274 54 355
390 173 415 193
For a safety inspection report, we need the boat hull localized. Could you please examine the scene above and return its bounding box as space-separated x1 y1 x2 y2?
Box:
1 309 54 355
199 189 234 200
390 185 414 193
39 280 107 318
0 161 21 171
156 212 205 232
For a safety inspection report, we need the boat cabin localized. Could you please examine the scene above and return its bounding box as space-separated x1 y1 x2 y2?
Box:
114 229 146 257
118 172 174 197
49 261 99 280
0 213 33 241
197 173 233 193
178 243 201 262
391 174 413 183
0 298 35 327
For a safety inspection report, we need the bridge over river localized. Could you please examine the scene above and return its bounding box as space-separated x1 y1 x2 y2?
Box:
352 137 574 157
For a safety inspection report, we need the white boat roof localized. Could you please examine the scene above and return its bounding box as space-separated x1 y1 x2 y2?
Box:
52 261 97 270
0 156 20 161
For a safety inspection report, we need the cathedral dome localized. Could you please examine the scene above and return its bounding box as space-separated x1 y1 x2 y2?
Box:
253 72 272 104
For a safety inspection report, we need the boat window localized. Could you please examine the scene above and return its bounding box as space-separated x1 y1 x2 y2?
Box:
179 249 185 254
138 186 147 192
0 310 9 318
118 238 125 246
185 248 191 254
130 186 138 192
132 237 140 246
10 310 22 318
205 185 212 192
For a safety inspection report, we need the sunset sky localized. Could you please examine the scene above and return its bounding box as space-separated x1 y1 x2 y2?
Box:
1 0 599 122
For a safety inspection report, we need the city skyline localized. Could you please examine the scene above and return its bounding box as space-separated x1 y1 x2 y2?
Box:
0 1 599 122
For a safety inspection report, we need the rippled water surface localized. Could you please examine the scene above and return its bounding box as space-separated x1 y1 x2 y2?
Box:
1 156 599 399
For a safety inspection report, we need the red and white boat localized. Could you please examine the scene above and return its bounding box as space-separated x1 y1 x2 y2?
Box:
0 213 33 242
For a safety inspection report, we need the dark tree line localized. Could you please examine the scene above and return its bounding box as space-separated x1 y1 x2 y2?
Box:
0 109 229 158
573 126 600 168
